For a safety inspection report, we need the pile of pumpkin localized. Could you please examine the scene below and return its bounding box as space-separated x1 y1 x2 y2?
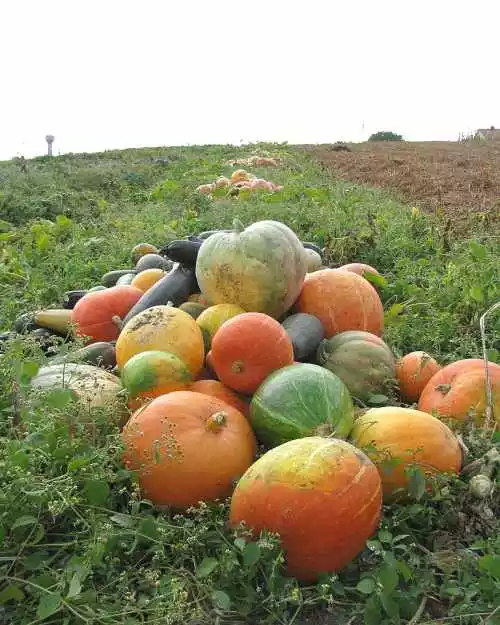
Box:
195 169 284 195
7 219 500 584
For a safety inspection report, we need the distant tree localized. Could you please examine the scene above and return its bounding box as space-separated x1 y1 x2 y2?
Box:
368 131 403 142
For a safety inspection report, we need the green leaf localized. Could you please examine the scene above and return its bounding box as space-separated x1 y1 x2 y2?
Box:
407 468 426 500
37 593 62 619
469 241 487 260
365 272 388 288
243 542 261 568
110 513 134 528
478 555 500 579
24 551 50 571
380 590 399 618
378 530 393 544
46 388 75 409
12 515 37 530
377 563 399 592
234 537 246 551
357 577 376 595
386 303 405 318
35 232 51 251
469 285 484 303
396 559 413 582
137 517 159 542
367 394 389 406
364 593 381 625
84 479 110 506
66 575 82 599
0 524 4 546
211 590 231 611
0 584 25 604
197 557 218 579
21 360 40 380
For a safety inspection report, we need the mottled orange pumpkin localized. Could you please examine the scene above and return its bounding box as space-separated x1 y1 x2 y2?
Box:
210 312 294 394
229 437 382 582
418 359 500 427
122 391 257 509
350 406 462 500
190 380 250 417
295 269 384 338
396 351 442 404
71 285 143 343
115 305 205 377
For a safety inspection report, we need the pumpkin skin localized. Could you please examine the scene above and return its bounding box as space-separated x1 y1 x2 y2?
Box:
196 304 246 351
121 350 193 405
195 220 307 319
71 285 143 343
190 379 250 417
338 263 379 277
250 363 354 447
304 248 323 273
131 243 159 264
131 268 166 292
396 351 442 404
295 269 384 338
115 305 205 377
350 406 462 501
122 391 257 509
210 312 294 394
317 331 395 403
417 359 500 427
229 437 382 582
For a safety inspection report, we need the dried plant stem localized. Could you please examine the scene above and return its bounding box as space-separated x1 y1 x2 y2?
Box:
479 301 500 432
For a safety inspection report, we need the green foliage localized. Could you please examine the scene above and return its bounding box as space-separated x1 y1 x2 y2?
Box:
368 131 404 142
0 143 498 624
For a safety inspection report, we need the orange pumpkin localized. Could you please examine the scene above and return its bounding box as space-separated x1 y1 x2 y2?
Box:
396 351 442 404
115 305 205 377
131 242 159 264
295 269 384 338
229 437 382 582
350 406 462 501
122 391 257 509
71 285 143 343
130 268 165 292
190 380 250 417
418 359 500 427
210 312 294 394
338 263 380 277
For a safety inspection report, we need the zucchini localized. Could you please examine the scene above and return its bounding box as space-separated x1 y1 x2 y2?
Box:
88 285 107 293
51 342 116 369
302 241 323 257
62 290 88 310
34 309 73 337
116 273 136 285
281 313 324 361
135 253 172 272
161 239 202 268
122 263 198 324
102 269 137 287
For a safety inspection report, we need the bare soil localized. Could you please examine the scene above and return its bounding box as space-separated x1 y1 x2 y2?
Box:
302 141 500 233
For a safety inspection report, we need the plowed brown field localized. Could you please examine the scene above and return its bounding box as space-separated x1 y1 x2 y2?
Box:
303 141 500 233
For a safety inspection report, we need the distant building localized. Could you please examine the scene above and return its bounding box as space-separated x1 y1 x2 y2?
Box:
475 126 500 141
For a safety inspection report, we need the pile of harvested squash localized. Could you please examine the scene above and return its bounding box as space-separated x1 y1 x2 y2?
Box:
195 169 284 195
5 217 499 583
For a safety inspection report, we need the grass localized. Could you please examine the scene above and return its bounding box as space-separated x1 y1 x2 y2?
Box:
0 143 499 625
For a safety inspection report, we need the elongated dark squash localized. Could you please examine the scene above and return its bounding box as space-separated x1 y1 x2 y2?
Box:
302 241 323 257
160 240 202 268
50 342 116 369
135 253 172 272
102 269 137 287
116 273 136 285
62 290 88 310
122 263 198 324
281 313 324 361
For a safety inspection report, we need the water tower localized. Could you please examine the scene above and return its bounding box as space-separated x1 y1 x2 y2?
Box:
45 134 55 156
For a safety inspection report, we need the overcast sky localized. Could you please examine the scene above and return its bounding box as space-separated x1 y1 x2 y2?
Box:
1 0 499 160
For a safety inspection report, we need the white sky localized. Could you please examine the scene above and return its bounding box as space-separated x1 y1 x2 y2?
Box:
1 0 499 159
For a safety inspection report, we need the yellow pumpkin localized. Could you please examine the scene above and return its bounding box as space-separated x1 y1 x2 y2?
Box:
115 305 205 377
196 303 246 350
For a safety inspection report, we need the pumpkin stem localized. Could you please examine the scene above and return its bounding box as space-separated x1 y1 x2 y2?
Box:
232 360 244 373
206 411 227 432
233 218 245 233
112 315 124 331
313 423 335 438
435 383 451 394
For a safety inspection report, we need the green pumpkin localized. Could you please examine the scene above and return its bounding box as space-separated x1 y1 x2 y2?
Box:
250 363 354 447
317 331 396 403
195 219 307 319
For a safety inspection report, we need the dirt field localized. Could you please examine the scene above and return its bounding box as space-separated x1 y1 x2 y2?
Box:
303 140 500 232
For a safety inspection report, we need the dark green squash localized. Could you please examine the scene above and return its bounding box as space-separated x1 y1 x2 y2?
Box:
63 290 88 310
88 285 107 293
102 269 137 287
161 240 202 268
135 253 172 272
302 241 323 257
281 313 324 361
116 272 136 285
50 341 116 369
178 302 207 319
122 263 198 324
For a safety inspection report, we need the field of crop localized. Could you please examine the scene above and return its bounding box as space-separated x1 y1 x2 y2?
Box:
0 143 499 625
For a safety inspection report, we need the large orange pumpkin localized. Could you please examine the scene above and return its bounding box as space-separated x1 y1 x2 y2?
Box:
210 312 294 394
396 351 442 404
350 406 462 500
122 391 257 509
190 380 250 417
71 285 143 343
418 359 500 427
295 269 384 338
229 437 382 582
115 305 205 377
